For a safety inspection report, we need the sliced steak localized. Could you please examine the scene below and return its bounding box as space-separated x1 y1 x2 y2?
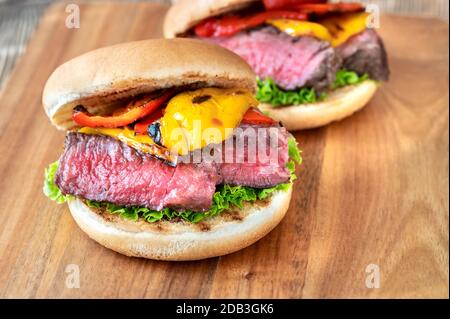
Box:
55 133 219 212
219 124 290 187
205 27 341 91
337 29 390 81
55 125 291 212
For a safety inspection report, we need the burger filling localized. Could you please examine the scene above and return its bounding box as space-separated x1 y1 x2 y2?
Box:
189 0 389 106
44 87 301 223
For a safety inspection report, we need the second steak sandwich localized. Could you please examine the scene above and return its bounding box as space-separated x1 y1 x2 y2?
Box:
164 0 390 130
43 39 301 260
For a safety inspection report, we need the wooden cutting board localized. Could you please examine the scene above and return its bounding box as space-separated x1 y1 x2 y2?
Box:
0 2 448 298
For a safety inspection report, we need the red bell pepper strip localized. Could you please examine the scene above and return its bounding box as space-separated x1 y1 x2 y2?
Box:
134 108 164 134
72 90 173 128
293 3 365 16
241 108 276 125
262 0 326 11
194 10 307 37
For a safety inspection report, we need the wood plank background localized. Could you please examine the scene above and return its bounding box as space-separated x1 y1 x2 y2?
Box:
0 1 448 298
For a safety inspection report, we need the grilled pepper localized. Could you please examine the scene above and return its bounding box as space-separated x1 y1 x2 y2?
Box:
72 90 173 128
194 11 307 37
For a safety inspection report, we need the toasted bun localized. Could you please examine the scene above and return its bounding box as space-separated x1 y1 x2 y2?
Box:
164 0 258 38
67 187 292 261
43 38 256 130
259 81 378 131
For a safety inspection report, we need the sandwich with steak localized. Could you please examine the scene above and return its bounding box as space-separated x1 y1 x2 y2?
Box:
164 0 390 130
43 39 301 261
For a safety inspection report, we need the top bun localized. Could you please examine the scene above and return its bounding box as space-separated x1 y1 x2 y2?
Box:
43 38 256 130
164 0 258 38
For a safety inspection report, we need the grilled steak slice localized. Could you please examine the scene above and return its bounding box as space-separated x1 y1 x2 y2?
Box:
55 125 291 212
337 29 390 81
206 27 341 91
219 124 290 187
55 133 219 212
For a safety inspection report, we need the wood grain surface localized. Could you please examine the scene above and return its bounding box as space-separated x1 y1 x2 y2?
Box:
0 2 448 298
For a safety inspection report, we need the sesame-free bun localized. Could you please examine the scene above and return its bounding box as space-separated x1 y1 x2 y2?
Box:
259 81 378 131
164 0 258 38
67 187 292 261
42 38 256 130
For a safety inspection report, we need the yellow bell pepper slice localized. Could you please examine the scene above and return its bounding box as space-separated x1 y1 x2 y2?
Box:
319 12 370 47
160 88 257 155
267 19 332 42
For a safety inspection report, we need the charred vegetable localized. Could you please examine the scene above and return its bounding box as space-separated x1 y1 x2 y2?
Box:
72 90 173 128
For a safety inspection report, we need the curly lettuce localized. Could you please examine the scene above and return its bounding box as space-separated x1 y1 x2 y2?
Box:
256 69 369 106
333 69 369 89
85 185 261 224
256 77 320 106
43 161 73 204
43 137 302 224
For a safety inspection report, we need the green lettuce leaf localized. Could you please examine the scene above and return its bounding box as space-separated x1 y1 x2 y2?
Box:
256 69 369 106
333 69 369 89
44 138 303 223
256 77 319 107
288 137 302 166
86 185 261 224
43 161 73 204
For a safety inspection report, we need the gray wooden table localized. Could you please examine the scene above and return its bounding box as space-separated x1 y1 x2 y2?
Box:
0 0 448 89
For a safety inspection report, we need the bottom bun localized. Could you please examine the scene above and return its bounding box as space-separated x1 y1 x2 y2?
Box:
259 81 378 131
68 187 292 261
